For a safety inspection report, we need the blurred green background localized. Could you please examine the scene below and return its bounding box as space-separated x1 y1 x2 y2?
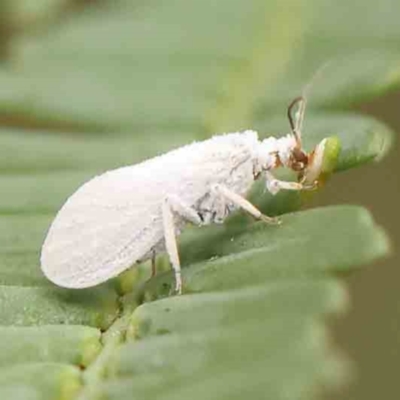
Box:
0 1 399 399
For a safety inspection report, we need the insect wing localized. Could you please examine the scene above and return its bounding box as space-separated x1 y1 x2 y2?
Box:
41 166 164 288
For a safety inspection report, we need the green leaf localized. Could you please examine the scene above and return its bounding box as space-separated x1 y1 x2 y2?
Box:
127 280 347 340
0 285 119 329
104 320 335 400
0 1 396 400
0 325 101 368
0 363 81 400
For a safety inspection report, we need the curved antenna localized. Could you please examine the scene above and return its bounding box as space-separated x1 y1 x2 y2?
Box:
287 60 332 148
287 96 306 147
302 60 332 99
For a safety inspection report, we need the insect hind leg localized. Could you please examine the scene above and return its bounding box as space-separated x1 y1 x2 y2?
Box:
161 196 202 295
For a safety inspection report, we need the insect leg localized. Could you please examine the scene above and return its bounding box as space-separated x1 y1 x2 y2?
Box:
265 171 316 195
167 194 203 225
212 184 280 225
161 198 182 294
161 196 202 294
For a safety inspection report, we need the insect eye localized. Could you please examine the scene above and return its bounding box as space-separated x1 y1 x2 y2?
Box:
289 148 308 172
292 148 308 165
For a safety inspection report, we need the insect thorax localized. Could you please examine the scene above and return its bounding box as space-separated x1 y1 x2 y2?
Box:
197 153 256 224
255 134 298 172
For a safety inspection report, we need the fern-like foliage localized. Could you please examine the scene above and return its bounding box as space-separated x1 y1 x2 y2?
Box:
0 1 397 399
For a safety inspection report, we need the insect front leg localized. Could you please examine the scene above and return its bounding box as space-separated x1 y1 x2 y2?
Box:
212 184 280 225
265 171 316 195
161 195 203 295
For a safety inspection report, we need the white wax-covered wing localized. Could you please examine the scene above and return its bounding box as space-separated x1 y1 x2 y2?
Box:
41 165 166 288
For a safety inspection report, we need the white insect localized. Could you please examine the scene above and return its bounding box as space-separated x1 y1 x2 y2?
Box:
41 97 328 294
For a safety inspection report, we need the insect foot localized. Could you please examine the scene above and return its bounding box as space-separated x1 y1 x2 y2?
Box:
173 270 183 295
259 214 282 225
303 181 319 191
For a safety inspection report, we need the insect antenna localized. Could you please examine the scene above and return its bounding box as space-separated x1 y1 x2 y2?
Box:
287 96 306 148
287 60 332 149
